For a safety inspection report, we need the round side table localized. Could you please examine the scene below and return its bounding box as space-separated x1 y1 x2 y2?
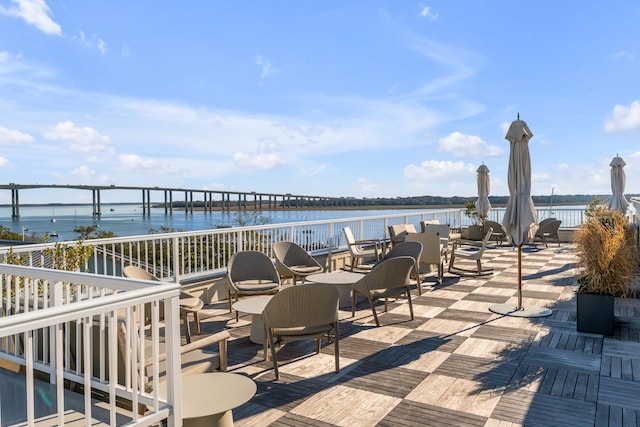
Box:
162 372 256 427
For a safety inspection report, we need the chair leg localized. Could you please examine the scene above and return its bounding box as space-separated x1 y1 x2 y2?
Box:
448 252 456 272
228 290 232 313
406 288 414 321
182 311 191 344
334 322 340 373
193 312 200 335
368 295 380 327
315 338 321 354
351 291 356 317
267 329 279 380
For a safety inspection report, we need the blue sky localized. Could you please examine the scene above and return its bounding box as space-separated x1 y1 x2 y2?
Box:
1 1 639 205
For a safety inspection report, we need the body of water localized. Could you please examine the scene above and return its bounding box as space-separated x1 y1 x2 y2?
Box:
0 204 439 241
1 203 596 242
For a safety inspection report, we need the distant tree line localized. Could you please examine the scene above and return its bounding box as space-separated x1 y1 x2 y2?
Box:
167 194 633 209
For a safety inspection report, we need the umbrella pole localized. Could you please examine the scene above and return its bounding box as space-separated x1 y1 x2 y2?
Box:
517 245 523 310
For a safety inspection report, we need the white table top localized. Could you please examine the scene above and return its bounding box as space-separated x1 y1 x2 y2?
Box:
161 372 256 419
306 271 365 285
232 295 273 315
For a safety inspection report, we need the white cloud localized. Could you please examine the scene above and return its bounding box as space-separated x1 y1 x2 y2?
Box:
0 157 10 167
118 153 179 174
233 152 286 169
353 177 380 194
419 5 438 21
74 31 107 55
0 125 34 143
404 159 475 180
605 100 640 132
43 121 111 153
613 51 635 60
204 182 227 191
301 163 329 177
0 0 61 36
256 55 278 80
70 165 110 183
438 131 504 158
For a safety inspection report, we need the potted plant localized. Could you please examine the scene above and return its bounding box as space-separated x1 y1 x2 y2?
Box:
573 198 638 335
462 201 483 240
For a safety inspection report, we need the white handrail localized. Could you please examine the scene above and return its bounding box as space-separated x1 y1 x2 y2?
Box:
0 264 182 426
0 207 586 284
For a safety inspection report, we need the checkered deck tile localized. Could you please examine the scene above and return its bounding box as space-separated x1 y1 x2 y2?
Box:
194 243 640 427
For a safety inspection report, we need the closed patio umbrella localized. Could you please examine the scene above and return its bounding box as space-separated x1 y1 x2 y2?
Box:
490 115 551 318
476 164 491 221
607 155 629 212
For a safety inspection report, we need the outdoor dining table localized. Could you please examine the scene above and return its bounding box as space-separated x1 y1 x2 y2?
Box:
306 270 365 309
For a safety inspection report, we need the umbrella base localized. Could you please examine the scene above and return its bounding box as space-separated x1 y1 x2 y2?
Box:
489 303 552 318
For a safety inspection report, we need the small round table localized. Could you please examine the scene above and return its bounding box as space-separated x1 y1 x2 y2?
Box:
306 271 365 309
232 295 273 345
161 372 256 427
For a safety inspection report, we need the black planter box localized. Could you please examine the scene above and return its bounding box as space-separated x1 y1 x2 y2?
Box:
576 292 615 335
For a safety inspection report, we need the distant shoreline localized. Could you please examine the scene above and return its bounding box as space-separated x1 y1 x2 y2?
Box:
0 201 588 210
167 202 585 212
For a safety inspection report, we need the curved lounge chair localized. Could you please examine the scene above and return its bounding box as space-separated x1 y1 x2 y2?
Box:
123 265 204 344
273 241 324 285
352 256 416 325
226 250 281 321
483 220 507 246
534 219 562 247
376 240 423 294
263 284 340 380
406 232 445 285
388 223 417 247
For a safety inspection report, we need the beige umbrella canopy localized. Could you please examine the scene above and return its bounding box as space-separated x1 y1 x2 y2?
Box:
491 116 551 318
502 120 537 246
476 164 491 220
607 155 629 212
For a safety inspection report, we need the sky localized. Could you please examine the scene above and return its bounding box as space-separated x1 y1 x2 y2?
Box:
1 0 640 205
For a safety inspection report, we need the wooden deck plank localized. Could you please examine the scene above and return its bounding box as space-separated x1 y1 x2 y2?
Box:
598 376 640 410
492 389 595 426
339 361 428 398
523 346 601 374
432 353 518 388
379 400 487 427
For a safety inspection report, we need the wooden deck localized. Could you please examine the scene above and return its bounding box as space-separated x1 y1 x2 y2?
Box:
190 242 640 426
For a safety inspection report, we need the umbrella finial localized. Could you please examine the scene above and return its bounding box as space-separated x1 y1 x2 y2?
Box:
517 112 520 120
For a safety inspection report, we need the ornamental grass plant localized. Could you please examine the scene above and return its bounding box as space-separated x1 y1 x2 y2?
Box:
574 198 638 297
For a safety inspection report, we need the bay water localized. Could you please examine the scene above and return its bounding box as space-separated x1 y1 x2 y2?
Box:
0 204 435 241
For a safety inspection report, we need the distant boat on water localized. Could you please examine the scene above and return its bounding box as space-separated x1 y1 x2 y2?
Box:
49 231 59 237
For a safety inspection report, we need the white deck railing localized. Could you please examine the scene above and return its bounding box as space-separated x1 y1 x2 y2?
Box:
0 264 183 426
0 207 587 284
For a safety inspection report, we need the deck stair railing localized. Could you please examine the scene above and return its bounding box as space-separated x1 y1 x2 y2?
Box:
0 207 587 284
0 264 183 426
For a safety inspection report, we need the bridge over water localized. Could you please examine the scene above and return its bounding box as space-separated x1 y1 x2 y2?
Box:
1 184 354 219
